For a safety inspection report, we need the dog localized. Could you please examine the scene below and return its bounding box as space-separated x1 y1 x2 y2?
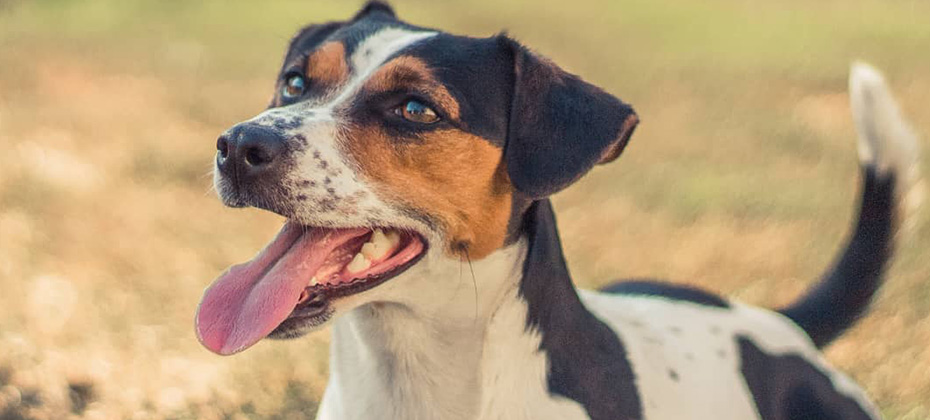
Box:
195 2 923 419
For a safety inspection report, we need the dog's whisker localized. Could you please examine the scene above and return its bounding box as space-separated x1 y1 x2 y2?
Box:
463 248 478 325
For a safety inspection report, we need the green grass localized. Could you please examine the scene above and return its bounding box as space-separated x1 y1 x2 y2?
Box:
1 0 928 418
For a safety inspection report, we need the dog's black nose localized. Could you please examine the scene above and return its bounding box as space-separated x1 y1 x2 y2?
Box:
216 124 287 182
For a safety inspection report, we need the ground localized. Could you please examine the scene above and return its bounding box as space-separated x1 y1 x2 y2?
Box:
0 0 928 419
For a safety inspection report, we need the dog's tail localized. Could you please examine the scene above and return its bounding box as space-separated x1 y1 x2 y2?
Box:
780 62 923 348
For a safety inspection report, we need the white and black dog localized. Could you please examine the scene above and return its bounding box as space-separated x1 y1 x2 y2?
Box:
195 3 923 419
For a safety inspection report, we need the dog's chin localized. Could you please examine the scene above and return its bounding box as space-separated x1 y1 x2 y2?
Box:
267 305 336 339
216 185 293 215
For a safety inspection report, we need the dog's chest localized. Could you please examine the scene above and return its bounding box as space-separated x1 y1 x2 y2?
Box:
315 289 594 420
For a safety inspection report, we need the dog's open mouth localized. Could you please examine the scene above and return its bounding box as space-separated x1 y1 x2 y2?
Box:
195 222 427 355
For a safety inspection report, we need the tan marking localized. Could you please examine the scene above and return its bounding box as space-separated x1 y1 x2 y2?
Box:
363 56 461 120
344 126 511 259
306 42 349 89
598 113 640 165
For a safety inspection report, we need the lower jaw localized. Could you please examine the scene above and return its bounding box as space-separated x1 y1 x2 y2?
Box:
268 306 335 339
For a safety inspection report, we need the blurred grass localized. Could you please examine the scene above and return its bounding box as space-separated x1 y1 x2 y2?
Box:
0 0 928 418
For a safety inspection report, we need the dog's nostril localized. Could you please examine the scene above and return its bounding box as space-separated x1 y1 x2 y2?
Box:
244 147 270 167
217 136 230 159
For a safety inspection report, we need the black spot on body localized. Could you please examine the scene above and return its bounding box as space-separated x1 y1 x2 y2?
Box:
668 369 679 381
299 180 312 188
737 336 875 420
601 280 730 309
644 336 663 345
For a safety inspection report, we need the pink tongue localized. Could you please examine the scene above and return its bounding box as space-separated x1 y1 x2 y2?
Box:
195 223 366 355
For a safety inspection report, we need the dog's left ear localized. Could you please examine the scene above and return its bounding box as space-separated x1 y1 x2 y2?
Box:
500 36 639 199
352 1 396 21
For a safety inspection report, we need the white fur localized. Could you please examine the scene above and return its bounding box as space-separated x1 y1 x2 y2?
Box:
850 62 924 230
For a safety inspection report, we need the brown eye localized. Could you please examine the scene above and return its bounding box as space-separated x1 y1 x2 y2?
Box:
394 100 439 124
282 74 306 99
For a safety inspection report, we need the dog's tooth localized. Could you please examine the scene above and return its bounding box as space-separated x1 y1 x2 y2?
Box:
308 276 319 286
371 229 389 246
386 230 401 247
361 242 389 260
360 242 378 259
347 253 371 273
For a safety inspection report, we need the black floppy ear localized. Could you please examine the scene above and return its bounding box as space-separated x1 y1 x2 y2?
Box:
352 1 396 21
501 36 639 199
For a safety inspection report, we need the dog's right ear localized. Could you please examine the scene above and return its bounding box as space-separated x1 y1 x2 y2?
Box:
499 36 639 199
352 1 396 21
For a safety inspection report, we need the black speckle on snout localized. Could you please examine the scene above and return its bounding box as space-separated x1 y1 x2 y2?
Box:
272 116 304 131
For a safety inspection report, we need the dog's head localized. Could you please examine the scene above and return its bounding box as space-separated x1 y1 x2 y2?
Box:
196 1 638 355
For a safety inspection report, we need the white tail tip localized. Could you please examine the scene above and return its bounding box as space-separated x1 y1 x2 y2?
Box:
849 61 923 230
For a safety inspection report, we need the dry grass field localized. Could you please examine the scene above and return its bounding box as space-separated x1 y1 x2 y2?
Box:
0 0 928 418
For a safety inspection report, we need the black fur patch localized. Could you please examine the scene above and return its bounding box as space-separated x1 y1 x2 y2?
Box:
520 200 643 420
737 336 876 420
601 280 731 309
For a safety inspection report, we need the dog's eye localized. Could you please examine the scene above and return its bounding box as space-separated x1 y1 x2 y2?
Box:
282 74 307 99
394 100 440 124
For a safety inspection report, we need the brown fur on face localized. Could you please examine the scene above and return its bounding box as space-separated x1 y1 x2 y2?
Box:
344 125 512 259
306 41 350 91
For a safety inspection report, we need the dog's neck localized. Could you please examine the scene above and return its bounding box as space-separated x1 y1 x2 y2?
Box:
318 201 639 420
